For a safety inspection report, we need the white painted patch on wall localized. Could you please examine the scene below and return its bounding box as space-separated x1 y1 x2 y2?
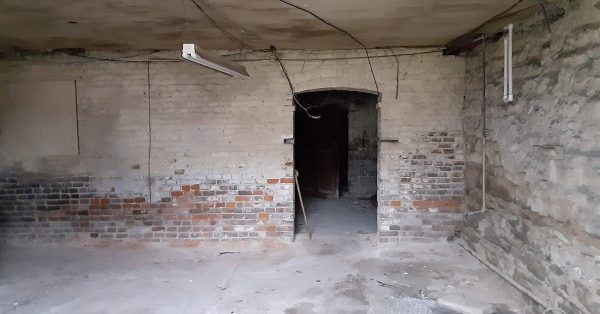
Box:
0 81 78 157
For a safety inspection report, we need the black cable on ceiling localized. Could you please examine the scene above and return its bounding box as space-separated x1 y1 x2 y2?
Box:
55 50 161 63
536 0 552 33
188 0 255 49
146 60 153 205
230 49 443 62
221 49 275 57
20 48 442 65
487 0 526 24
276 0 379 94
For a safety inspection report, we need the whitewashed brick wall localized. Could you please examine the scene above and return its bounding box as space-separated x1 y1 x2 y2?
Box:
0 48 465 243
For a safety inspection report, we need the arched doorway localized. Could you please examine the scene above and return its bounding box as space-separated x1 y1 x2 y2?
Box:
293 89 379 236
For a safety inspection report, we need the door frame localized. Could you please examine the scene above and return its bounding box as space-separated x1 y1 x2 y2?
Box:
291 87 382 237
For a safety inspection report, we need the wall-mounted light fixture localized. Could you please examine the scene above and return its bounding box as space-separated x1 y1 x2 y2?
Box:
182 44 249 77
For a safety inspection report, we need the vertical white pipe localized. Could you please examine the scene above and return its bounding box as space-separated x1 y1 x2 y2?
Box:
503 37 508 101
506 24 514 102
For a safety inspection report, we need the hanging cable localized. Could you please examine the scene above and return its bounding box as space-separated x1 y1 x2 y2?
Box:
188 0 255 49
481 38 487 139
270 48 321 119
21 48 442 65
49 50 162 63
476 35 490 215
481 36 487 215
277 0 379 94
229 49 443 62
536 0 553 33
221 49 272 56
223 48 442 58
479 0 525 28
146 61 153 205
387 48 400 99
465 35 488 217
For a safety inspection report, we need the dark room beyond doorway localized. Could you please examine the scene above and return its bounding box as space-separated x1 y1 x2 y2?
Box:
294 89 378 235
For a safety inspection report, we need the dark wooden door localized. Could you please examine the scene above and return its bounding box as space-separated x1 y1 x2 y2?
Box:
295 105 341 199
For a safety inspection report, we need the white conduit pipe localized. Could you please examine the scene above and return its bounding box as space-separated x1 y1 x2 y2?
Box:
503 24 514 103
503 37 508 101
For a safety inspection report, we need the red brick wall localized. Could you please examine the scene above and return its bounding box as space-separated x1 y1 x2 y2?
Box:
378 131 464 242
0 174 294 243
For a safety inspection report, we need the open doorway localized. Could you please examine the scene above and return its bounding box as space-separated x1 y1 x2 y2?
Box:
294 89 379 236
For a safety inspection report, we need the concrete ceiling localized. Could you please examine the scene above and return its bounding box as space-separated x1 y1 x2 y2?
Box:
0 0 520 51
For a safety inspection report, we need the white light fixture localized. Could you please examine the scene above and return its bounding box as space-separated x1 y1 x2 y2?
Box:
503 24 513 103
182 43 249 77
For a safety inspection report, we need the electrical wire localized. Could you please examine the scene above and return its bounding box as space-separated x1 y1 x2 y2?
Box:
230 49 443 62
17 48 442 65
146 61 153 205
277 0 379 94
387 48 400 99
270 48 321 119
15 50 163 64
481 38 487 137
536 0 553 33
487 0 526 24
293 91 334 118
59 50 161 63
469 0 525 35
188 0 254 49
221 49 273 56
294 95 322 119
312 91 332 109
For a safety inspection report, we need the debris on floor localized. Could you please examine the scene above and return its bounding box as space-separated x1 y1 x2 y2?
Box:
437 295 497 314
0 236 530 313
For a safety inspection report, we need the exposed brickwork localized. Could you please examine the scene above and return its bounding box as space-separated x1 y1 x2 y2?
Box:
0 174 293 243
379 131 464 242
0 48 466 244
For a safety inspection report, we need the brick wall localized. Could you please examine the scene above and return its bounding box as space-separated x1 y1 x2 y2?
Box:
0 174 293 242
378 131 464 241
0 48 465 244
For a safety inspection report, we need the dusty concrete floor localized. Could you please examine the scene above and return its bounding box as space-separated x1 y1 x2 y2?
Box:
297 196 378 236
0 197 530 314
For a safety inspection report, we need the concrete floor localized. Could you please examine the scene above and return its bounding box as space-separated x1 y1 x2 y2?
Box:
297 196 378 236
0 198 531 314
